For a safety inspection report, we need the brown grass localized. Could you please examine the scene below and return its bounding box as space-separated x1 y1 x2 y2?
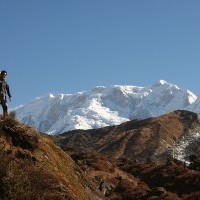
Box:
0 114 105 200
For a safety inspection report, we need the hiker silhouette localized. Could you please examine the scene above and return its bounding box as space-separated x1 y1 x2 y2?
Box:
0 70 12 116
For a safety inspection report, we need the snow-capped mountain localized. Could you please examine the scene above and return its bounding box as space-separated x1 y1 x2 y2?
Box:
15 80 200 135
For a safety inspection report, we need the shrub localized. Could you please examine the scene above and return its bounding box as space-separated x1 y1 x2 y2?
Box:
189 154 200 170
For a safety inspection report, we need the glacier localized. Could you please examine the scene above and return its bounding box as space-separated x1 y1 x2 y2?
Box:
14 80 200 135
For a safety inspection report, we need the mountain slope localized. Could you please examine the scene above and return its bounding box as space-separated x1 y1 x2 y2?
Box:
0 114 105 200
15 80 200 134
55 110 200 163
53 110 200 199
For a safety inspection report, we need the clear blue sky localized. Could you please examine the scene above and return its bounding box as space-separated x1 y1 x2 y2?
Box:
0 0 200 108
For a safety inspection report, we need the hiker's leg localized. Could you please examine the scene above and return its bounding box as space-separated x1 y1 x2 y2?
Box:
2 105 8 116
1 99 8 116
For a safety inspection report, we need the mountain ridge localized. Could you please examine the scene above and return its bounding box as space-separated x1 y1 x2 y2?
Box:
15 80 200 134
55 110 200 163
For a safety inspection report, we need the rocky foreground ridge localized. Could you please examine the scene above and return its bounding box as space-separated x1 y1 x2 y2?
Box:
0 114 105 200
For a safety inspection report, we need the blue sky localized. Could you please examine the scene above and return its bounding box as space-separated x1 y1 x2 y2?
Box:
0 0 200 108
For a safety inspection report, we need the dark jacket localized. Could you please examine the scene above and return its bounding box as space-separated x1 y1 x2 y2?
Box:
0 77 11 99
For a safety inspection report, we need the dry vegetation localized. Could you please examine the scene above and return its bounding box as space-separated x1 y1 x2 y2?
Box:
56 110 200 163
0 114 105 200
68 150 200 199
1 110 200 199
55 110 200 199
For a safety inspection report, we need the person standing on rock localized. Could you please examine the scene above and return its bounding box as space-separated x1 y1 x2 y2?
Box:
0 70 12 116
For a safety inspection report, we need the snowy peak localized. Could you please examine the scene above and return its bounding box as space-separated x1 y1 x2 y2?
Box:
186 90 197 104
158 79 167 85
15 80 200 135
155 79 170 86
147 80 197 109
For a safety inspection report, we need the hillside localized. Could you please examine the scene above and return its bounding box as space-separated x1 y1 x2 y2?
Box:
67 151 200 199
15 80 200 134
1 112 200 199
0 114 105 200
55 110 200 163
53 110 200 199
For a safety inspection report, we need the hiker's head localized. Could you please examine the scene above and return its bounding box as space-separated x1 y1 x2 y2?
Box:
1 70 7 76
1 70 7 79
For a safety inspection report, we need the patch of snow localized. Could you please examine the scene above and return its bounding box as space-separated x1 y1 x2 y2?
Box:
173 132 200 164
